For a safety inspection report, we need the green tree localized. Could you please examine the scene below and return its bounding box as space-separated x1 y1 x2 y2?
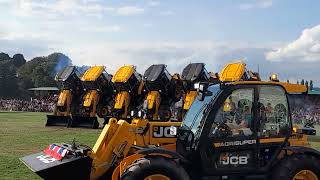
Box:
0 52 10 61
12 53 26 67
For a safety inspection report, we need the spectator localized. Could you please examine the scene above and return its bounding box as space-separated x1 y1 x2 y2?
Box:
0 95 55 112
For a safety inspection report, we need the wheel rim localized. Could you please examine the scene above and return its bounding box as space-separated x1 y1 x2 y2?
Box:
144 174 171 180
293 170 318 180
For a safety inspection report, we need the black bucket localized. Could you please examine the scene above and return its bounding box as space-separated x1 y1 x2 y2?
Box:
20 152 92 180
46 115 72 127
69 116 100 129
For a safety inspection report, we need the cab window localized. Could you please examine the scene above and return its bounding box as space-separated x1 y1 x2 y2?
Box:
210 88 254 138
258 86 289 137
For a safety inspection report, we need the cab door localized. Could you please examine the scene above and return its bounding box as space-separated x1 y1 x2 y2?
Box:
256 85 290 169
199 85 259 176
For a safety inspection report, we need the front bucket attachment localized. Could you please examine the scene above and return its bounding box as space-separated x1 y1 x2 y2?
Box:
46 115 72 127
69 116 99 129
20 152 92 180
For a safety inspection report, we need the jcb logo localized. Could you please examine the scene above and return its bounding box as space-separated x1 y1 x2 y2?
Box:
220 156 248 165
153 126 177 138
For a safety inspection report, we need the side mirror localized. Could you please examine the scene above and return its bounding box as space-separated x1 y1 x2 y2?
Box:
198 92 205 101
196 82 211 101
199 83 208 92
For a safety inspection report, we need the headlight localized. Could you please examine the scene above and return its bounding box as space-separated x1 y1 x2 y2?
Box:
194 82 200 89
138 110 142 117
130 110 135 117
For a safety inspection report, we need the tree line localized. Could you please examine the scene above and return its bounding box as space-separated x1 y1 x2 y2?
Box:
0 52 72 99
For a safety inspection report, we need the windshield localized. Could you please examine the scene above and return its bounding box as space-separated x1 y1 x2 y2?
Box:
182 84 220 134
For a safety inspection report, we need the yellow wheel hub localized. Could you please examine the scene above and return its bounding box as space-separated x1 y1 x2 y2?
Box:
144 174 171 180
293 170 318 180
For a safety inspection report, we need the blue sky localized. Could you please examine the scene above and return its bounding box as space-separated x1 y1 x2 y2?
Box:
1 0 320 84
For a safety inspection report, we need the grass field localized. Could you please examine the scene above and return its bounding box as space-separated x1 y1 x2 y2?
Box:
0 111 102 180
1 111 320 180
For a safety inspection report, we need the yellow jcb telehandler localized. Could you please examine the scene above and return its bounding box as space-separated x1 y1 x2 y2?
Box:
111 65 143 120
71 66 114 128
46 66 83 127
137 64 184 121
21 62 317 180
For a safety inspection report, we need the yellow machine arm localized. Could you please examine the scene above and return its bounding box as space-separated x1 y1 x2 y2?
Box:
89 118 180 179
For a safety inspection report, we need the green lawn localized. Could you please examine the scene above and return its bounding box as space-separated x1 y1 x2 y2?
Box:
0 112 101 180
1 112 320 180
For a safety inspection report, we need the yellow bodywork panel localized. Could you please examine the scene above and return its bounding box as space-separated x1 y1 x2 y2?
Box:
81 66 105 81
112 65 135 83
114 91 130 109
57 90 71 106
219 62 246 82
89 118 181 179
146 91 161 110
114 91 131 118
83 90 99 107
277 82 307 93
289 134 310 147
55 90 72 116
183 90 198 110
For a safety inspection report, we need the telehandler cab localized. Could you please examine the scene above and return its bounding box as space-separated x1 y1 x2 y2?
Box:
111 65 143 120
72 66 114 128
46 66 83 127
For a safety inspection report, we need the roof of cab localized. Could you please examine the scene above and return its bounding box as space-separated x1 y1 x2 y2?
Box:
55 66 76 82
231 81 307 94
143 64 166 82
112 65 135 83
181 63 205 81
81 66 105 82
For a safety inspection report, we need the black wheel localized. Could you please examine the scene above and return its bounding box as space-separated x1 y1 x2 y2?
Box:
97 105 108 118
271 154 320 180
121 156 190 180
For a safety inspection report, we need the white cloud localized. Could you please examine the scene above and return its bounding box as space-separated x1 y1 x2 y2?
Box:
10 0 113 19
266 24 320 62
143 23 153 28
62 41 268 74
160 10 175 16
80 25 121 32
148 1 160 7
239 0 273 10
116 6 144 15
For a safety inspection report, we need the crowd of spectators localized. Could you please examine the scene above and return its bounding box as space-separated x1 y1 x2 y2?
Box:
0 95 56 112
290 95 320 125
